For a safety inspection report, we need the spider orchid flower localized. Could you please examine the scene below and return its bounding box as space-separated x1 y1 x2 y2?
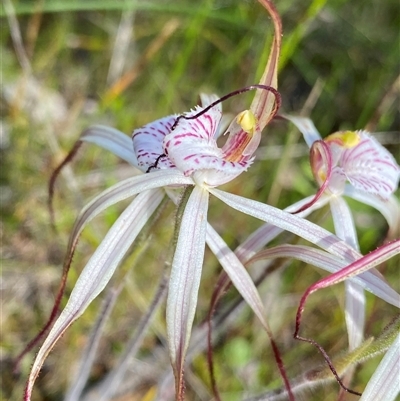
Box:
23 1 287 397
222 118 399 333
282 116 400 350
217 117 399 396
283 116 400 226
21 2 397 400
28 81 323 400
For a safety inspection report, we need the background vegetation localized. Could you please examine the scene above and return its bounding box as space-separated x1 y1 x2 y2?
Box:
1 0 399 400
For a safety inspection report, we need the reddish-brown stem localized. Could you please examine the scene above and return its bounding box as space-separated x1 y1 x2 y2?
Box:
294 289 362 396
13 259 69 374
271 337 295 401
206 273 231 401
48 140 84 229
13 140 84 374
207 260 296 401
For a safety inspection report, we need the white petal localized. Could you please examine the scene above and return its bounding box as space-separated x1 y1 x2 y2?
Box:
166 186 209 391
164 106 224 169
81 125 138 167
344 280 365 350
327 167 347 195
190 161 252 187
25 189 164 400
163 104 253 186
360 334 400 401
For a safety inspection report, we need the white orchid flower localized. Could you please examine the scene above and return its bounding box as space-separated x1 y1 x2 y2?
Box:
288 118 399 397
21 1 399 400
222 116 399 397
23 104 399 401
283 116 399 349
22 0 285 396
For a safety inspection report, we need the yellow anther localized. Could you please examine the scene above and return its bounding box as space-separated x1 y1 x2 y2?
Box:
341 131 361 147
325 131 360 148
236 110 257 135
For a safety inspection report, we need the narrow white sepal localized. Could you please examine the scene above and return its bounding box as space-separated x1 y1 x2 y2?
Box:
81 125 139 167
330 196 365 350
209 188 361 262
206 224 268 325
344 184 400 238
68 170 193 253
166 186 209 373
248 244 400 308
26 189 164 399
235 194 330 261
360 333 400 401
